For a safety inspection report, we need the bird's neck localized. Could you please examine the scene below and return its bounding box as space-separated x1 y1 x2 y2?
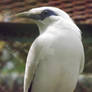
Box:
37 23 49 34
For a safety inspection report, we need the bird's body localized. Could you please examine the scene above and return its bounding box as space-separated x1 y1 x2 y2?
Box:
16 7 84 92
28 27 84 92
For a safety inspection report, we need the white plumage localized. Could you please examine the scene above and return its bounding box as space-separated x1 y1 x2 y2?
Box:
16 7 85 92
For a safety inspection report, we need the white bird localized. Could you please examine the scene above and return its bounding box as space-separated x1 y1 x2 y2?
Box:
16 7 85 92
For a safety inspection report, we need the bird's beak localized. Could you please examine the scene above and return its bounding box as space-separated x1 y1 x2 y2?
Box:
15 11 41 20
15 12 31 18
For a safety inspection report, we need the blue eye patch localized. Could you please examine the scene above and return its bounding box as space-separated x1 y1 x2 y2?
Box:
40 9 57 20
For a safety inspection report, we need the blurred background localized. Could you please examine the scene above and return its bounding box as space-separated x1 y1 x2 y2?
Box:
0 0 92 92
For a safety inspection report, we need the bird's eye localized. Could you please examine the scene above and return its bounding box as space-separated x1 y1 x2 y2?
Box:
42 10 48 15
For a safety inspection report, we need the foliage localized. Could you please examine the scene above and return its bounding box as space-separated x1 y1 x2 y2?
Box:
0 41 31 74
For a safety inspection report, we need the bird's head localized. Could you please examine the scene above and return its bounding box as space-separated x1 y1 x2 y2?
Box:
16 7 74 33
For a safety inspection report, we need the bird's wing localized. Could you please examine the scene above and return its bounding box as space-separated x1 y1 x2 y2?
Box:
24 40 41 92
